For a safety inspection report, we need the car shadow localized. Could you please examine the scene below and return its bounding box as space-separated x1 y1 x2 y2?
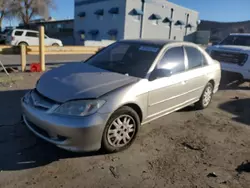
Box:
219 71 250 91
0 89 105 171
219 98 250 126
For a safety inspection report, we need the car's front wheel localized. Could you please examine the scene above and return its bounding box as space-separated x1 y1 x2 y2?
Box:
102 106 140 153
195 82 214 109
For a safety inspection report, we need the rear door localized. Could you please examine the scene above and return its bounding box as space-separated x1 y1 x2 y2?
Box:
183 45 209 100
25 31 39 45
44 35 52 46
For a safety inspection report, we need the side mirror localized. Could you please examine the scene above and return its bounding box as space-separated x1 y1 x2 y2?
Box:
149 68 172 81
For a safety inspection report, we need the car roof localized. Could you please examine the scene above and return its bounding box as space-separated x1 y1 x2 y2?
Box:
119 39 194 47
14 29 38 32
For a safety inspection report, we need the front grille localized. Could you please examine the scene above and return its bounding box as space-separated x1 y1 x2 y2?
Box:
30 90 57 110
210 50 248 66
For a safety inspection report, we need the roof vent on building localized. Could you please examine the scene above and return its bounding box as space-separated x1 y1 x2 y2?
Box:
109 7 119 14
78 12 86 18
94 9 104 16
149 14 162 20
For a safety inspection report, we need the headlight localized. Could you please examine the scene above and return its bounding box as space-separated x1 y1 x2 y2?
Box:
53 100 106 116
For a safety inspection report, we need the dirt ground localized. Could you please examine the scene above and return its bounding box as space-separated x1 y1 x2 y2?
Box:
0 71 250 188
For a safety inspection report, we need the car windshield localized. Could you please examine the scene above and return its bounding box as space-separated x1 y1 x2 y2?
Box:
85 42 162 78
220 35 250 46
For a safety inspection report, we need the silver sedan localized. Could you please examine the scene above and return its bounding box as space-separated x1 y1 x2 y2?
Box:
22 39 221 152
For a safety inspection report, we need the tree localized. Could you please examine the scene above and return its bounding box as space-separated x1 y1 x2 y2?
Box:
0 0 11 31
238 28 245 33
10 0 55 25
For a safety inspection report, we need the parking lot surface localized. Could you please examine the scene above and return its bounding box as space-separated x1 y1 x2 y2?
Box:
0 72 250 188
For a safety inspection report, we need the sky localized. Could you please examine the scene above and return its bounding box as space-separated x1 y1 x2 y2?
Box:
3 0 250 27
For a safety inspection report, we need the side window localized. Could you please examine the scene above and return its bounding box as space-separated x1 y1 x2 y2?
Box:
158 47 185 75
26 32 39 38
14 31 23 36
185 46 206 69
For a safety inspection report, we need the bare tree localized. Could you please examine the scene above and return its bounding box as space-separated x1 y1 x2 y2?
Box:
0 0 11 31
238 28 245 33
10 0 55 25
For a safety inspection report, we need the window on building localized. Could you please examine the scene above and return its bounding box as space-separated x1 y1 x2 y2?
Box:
26 32 39 38
108 29 118 41
109 7 119 19
133 15 141 21
162 17 173 27
78 30 85 41
175 20 185 29
97 15 104 20
78 12 86 18
158 47 185 75
95 9 104 20
57 24 63 29
14 31 23 36
131 8 143 22
150 14 162 25
185 46 207 69
88 30 99 40
153 20 159 25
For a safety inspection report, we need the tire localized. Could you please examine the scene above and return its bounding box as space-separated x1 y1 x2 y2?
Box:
52 43 59 46
101 106 140 153
18 42 28 46
195 82 214 110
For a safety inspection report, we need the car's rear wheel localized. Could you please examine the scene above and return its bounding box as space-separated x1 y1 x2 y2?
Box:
102 106 140 153
18 42 28 46
195 82 214 109
52 43 59 46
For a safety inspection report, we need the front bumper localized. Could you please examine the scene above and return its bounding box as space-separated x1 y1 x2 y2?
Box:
21 99 110 152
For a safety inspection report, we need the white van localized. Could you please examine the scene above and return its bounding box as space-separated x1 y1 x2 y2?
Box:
6 29 63 46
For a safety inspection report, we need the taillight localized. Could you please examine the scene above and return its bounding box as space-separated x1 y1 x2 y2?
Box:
11 36 15 40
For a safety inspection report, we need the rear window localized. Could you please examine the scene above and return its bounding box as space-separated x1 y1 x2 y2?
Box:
26 32 38 37
220 35 250 46
14 31 23 36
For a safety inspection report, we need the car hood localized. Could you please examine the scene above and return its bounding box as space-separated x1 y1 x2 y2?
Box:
208 45 250 52
36 63 139 103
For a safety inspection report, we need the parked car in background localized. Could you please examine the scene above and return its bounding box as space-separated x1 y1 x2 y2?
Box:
0 33 6 44
22 40 221 153
6 29 63 46
206 33 250 80
0 27 15 44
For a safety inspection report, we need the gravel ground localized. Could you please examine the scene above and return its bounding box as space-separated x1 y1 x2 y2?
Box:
0 71 250 188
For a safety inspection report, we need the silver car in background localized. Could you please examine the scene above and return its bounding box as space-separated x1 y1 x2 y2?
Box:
22 40 221 153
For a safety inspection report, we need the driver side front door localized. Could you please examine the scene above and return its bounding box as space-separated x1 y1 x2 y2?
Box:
147 46 192 121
